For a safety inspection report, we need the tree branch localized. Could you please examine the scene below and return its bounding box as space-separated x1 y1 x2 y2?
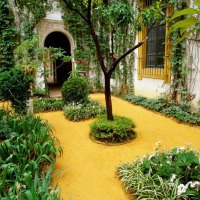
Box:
108 22 155 75
88 23 107 74
88 0 91 21
62 0 88 22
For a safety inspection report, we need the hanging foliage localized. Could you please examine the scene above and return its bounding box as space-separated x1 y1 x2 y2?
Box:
169 0 200 104
0 0 19 71
63 0 139 94
13 0 52 39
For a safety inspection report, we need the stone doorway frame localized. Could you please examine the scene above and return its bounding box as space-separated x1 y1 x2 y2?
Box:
36 19 76 96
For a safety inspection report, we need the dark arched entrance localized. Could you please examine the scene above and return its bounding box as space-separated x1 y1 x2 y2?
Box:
44 31 72 94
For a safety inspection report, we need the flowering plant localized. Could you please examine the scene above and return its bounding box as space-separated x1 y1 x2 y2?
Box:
118 146 200 199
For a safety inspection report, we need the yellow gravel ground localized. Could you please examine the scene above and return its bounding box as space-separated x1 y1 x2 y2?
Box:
38 94 200 200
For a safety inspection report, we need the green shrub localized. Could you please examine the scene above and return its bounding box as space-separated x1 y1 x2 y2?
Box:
118 147 200 199
0 109 19 140
63 99 106 121
90 115 136 143
0 68 33 114
123 94 200 125
34 98 64 113
0 110 62 199
61 76 89 104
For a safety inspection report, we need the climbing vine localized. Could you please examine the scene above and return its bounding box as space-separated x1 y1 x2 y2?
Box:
0 0 19 71
11 0 52 40
63 0 137 94
169 0 200 104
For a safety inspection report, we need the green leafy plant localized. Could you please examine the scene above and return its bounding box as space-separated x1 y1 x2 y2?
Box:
62 0 164 120
169 0 200 43
90 115 136 143
61 76 89 104
0 68 33 114
118 147 200 199
0 110 62 199
123 94 200 125
34 98 64 113
63 99 106 121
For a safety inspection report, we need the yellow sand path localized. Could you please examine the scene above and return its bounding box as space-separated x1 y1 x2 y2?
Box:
38 94 200 200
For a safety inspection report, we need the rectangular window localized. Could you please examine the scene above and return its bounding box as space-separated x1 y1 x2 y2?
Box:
138 1 171 83
146 23 166 69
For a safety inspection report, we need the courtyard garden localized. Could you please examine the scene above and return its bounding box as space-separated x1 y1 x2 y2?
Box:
1 82 200 199
1 0 200 199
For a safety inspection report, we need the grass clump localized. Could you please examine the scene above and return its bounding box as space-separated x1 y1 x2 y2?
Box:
33 98 64 113
90 115 136 143
123 94 200 125
0 109 62 199
63 99 106 121
118 147 200 199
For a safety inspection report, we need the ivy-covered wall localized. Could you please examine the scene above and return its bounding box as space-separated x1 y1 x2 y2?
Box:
3 0 200 107
135 0 200 107
62 0 136 94
0 0 18 71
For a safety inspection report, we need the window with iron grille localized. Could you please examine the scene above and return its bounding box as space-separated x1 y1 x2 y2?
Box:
146 0 166 69
138 0 171 83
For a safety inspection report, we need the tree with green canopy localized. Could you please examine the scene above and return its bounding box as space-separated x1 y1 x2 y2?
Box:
61 0 164 120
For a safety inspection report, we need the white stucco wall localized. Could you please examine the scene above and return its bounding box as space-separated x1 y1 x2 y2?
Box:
133 35 170 99
45 0 62 20
187 39 200 107
134 74 170 98
192 72 200 107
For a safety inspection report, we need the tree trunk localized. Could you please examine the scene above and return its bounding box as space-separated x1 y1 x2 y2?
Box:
104 73 113 120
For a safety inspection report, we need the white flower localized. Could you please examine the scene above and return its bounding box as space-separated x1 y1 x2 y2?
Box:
188 181 200 189
177 184 188 196
176 147 185 153
170 174 176 183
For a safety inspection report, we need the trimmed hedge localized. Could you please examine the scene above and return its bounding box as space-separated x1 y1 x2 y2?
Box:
90 115 136 143
61 77 89 104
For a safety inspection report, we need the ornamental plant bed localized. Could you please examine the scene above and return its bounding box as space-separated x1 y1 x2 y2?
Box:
90 115 136 144
0 109 62 199
89 132 136 146
118 146 200 199
63 99 106 121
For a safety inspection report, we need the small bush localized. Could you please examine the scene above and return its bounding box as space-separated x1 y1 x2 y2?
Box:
61 77 89 104
0 68 33 114
63 99 106 121
118 147 200 199
34 98 64 113
90 115 136 143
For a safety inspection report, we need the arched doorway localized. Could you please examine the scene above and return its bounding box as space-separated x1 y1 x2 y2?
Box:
44 31 72 96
